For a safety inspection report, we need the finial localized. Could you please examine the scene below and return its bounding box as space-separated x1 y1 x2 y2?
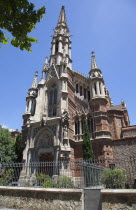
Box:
43 56 49 72
91 51 98 69
45 56 48 65
121 99 126 108
55 5 69 31
32 71 38 88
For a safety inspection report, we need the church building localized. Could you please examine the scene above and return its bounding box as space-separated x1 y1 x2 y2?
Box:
22 6 131 163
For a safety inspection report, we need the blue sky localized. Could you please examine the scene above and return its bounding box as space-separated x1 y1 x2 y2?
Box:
0 0 136 130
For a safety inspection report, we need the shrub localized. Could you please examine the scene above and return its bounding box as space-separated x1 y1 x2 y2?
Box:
36 173 55 188
101 169 127 189
0 169 14 186
56 176 74 188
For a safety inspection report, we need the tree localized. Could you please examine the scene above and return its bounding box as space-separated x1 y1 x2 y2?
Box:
0 127 16 163
82 120 94 160
14 134 25 162
0 0 45 51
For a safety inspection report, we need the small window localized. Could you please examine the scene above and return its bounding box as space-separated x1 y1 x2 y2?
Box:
84 88 86 99
99 83 102 94
54 89 57 104
53 108 56 117
75 121 78 135
88 91 90 101
94 83 97 94
55 40 59 53
76 84 78 93
80 86 82 96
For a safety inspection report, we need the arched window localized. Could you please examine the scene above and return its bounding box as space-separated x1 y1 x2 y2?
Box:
75 121 78 135
94 83 97 95
48 84 57 117
49 90 53 105
84 88 86 99
31 99 36 116
76 84 78 93
88 91 90 101
54 89 57 104
99 82 102 94
80 86 82 96
55 40 59 53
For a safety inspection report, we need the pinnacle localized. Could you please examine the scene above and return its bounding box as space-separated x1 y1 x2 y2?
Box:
91 51 98 70
56 5 68 29
31 71 38 88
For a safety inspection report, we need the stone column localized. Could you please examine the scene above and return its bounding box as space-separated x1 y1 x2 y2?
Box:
101 82 105 96
92 83 95 97
28 100 32 113
58 41 62 53
96 81 100 96
52 43 55 55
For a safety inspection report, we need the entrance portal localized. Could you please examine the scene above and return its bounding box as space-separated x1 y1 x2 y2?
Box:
39 153 53 176
39 153 53 162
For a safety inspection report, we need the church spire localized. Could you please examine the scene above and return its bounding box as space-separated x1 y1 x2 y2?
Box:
50 6 72 69
31 71 38 88
91 51 98 69
56 5 68 29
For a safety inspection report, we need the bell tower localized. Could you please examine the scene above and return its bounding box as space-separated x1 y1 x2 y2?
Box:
49 6 72 69
89 52 111 140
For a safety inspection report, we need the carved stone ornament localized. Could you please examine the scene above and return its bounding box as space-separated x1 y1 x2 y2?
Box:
32 127 41 139
61 110 70 123
36 132 53 149
47 124 57 136
46 68 57 82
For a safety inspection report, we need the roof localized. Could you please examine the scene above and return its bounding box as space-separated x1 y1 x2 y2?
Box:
71 69 88 80
108 105 125 111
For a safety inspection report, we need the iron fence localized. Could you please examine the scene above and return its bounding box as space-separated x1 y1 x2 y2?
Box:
0 157 136 189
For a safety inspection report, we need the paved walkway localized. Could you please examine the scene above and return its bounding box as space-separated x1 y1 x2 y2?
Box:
0 208 23 210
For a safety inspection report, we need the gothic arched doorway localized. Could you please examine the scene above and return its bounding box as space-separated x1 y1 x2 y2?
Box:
39 153 53 162
39 153 54 176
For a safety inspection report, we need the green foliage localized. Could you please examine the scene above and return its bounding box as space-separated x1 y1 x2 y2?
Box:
14 134 25 162
0 127 16 163
82 120 94 161
101 169 127 189
36 173 74 188
36 173 55 188
0 169 14 186
0 0 45 51
56 176 74 188
23 182 32 187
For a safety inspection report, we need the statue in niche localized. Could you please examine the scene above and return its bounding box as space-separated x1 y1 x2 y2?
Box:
61 109 69 123
63 125 68 138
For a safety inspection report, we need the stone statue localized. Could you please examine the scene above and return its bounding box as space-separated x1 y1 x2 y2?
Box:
63 125 68 138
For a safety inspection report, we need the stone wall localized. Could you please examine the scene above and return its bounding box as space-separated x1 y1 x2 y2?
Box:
102 189 136 210
113 138 136 159
0 187 83 210
112 138 136 185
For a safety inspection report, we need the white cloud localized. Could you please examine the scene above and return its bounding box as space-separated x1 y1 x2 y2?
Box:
1 124 15 132
1 124 8 129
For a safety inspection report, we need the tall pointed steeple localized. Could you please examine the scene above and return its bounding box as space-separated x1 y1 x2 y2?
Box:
57 6 68 29
50 6 72 69
91 51 98 69
89 51 105 98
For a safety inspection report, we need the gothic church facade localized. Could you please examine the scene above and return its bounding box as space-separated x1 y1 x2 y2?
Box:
22 6 130 163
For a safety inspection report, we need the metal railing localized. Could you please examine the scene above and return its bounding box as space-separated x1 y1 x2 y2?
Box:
0 157 135 189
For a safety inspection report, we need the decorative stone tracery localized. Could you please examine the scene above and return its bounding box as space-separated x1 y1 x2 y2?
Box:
35 130 54 149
